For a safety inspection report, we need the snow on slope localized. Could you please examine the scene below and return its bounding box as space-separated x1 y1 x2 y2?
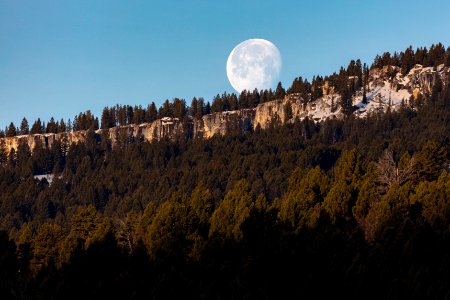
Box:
295 64 447 122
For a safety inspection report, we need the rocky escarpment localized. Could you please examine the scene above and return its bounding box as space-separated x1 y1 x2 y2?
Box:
1 131 88 156
1 64 448 154
0 110 257 153
253 93 337 129
371 64 448 94
108 117 186 145
193 109 255 139
1 117 186 154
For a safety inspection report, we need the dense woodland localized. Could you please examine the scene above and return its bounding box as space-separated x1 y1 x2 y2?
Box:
0 44 450 299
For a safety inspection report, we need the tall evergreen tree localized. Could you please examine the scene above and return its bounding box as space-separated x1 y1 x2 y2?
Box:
46 117 58 133
340 83 353 116
101 107 112 129
126 105 134 125
159 100 173 118
146 102 158 122
275 82 286 99
6 122 16 137
67 118 72 132
204 101 211 115
238 90 249 109
173 98 187 118
58 118 67 133
31 118 44 134
190 97 199 119
211 94 224 113
20 118 29 135
133 105 145 124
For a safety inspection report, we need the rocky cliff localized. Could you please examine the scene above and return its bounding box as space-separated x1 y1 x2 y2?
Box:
194 109 255 139
1 117 186 154
1 64 448 154
1 131 88 156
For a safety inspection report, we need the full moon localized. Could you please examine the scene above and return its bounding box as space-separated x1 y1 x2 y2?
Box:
226 39 282 93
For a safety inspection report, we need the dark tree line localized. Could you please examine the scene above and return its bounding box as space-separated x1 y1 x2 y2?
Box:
373 43 449 74
210 85 286 113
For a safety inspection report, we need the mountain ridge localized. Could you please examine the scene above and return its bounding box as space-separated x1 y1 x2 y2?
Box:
1 63 448 155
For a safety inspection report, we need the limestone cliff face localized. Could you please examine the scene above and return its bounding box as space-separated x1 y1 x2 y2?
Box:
108 117 185 145
1 117 186 154
369 64 449 95
406 64 448 94
2 131 87 155
253 93 337 129
193 109 255 139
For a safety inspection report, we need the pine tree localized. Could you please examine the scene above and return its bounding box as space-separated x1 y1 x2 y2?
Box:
46 117 58 133
229 93 239 110
117 106 127 125
355 59 363 90
6 122 16 137
173 98 186 118
323 149 363 224
58 118 67 133
159 99 173 118
145 193 190 257
16 141 32 175
0 140 7 165
410 171 450 227
190 97 199 119
362 63 368 104
20 118 29 135
413 141 447 182
250 88 261 107
238 90 249 109
211 94 223 113
340 83 353 116
31 118 43 134
67 118 72 132
209 179 256 241
197 97 205 119
32 223 65 269
275 82 286 99
8 148 16 167
126 105 134 125
401 46 415 75
146 102 158 122
101 107 112 129
279 167 329 231
284 101 293 121
133 105 145 124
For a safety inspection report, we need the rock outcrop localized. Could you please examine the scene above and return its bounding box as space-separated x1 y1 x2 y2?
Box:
370 64 449 95
1 64 447 154
253 93 337 129
1 117 186 154
1 131 88 155
193 109 255 139
108 117 185 145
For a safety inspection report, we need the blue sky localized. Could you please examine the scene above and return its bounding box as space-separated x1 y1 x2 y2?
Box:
1 0 449 129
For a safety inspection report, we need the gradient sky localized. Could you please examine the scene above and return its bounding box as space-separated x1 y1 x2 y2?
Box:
1 0 449 129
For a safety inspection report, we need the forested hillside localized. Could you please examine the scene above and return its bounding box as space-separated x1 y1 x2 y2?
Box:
0 44 449 299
